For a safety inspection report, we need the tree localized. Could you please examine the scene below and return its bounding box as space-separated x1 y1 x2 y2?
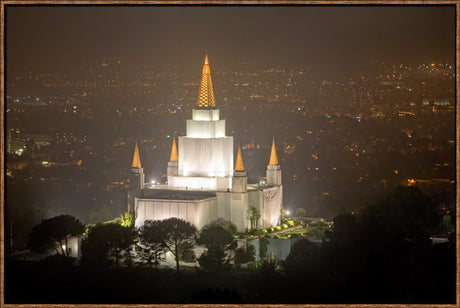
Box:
28 215 84 259
284 239 320 275
249 207 261 230
259 237 269 260
138 220 165 268
119 210 135 228
441 214 455 234
295 207 306 217
159 218 197 273
234 244 255 268
81 223 136 267
205 218 238 235
362 186 439 239
197 225 236 273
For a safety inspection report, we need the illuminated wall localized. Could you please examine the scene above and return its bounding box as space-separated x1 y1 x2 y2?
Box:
165 108 233 190
178 136 233 178
134 197 217 229
248 186 282 229
186 119 226 138
168 175 232 190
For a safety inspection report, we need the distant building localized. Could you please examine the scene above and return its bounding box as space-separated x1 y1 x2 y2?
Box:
128 55 282 232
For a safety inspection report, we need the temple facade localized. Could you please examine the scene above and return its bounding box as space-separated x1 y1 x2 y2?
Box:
128 55 282 232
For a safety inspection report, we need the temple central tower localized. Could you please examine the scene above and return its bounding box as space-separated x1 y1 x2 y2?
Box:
168 55 233 190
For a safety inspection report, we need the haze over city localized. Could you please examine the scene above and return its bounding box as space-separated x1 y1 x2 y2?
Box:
7 6 455 78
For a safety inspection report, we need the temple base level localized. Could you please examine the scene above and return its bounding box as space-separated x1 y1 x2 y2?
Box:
167 175 232 191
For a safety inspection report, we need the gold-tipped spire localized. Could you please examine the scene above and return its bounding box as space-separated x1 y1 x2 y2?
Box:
235 147 244 171
132 143 142 168
269 138 278 165
170 138 178 162
197 54 216 108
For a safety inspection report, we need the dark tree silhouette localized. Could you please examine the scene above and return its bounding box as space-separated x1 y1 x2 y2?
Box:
204 218 238 235
362 185 440 239
234 245 255 268
284 238 320 275
81 223 136 267
197 225 236 273
159 218 197 273
28 215 84 259
138 220 165 268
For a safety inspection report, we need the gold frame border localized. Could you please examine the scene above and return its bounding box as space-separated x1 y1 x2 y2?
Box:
0 1 458 308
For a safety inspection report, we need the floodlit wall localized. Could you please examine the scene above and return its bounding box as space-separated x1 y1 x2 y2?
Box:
134 197 217 229
267 164 282 186
186 119 226 138
192 109 220 121
248 186 282 229
168 175 232 190
178 136 233 178
229 192 249 232
58 236 80 259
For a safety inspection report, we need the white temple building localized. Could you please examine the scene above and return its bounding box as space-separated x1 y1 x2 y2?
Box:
128 55 282 232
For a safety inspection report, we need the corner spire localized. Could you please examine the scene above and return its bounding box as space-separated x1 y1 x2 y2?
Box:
197 54 216 108
269 138 278 165
132 143 142 168
235 147 244 171
170 138 178 162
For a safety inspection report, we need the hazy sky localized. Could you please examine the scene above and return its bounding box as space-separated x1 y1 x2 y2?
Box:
6 5 456 79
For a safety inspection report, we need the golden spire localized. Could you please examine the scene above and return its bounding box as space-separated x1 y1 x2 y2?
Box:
132 143 142 168
269 138 278 165
170 138 178 162
235 147 244 171
197 54 216 108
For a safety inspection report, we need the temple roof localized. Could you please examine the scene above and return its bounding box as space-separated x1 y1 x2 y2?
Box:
141 189 216 200
269 139 278 165
132 143 142 168
197 54 216 108
235 147 244 171
170 138 178 162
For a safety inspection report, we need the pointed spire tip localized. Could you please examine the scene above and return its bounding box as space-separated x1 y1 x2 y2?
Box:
132 143 142 168
170 138 178 162
197 54 215 108
235 146 244 172
269 139 278 165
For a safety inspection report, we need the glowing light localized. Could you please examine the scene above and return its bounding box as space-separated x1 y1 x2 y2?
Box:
132 143 142 168
269 139 278 165
170 139 178 162
235 147 244 171
197 55 216 108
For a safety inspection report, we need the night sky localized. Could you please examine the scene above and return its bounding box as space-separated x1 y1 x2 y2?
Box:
6 4 456 79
